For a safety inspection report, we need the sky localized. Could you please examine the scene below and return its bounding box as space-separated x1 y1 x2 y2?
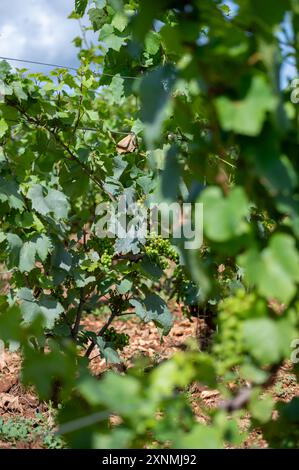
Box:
0 0 296 87
0 0 83 72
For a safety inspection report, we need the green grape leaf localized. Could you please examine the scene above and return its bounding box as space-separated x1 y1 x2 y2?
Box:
173 424 222 449
138 256 164 280
200 186 249 242
250 0 289 25
239 234 299 304
17 288 64 329
0 178 24 210
12 81 27 101
28 184 70 220
249 393 274 423
6 233 22 267
140 65 176 147
22 343 76 400
19 235 52 272
45 188 70 219
239 364 269 384
117 279 133 294
35 234 52 262
98 24 124 51
279 397 299 424
52 243 73 272
243 318 282 365
0 118 8 138
92 428 134 449
145 31 160 55
38 295 64 329
0 306 24 343
19 241 37 273
78 373 143 420
96 337 121 364
161 145 180 201
75 0 88 16
111 12 128 32
27 184 51 216
74 272 96 288
215 76 276 136
108 75 125 104
130 293 173 335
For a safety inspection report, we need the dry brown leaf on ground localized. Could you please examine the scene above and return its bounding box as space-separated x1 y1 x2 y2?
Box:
0 393 22 412
0 375 18 393
0 357 5 371
200 390 220 399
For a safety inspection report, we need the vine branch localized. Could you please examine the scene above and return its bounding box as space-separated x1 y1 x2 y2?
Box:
85 309 117 358
71 287 85 339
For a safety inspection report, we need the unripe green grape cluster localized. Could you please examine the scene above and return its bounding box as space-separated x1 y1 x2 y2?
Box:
213 290 256 373
90 237 114 269
145 236 179 269
173 265 191 290
90 237 114 254
172 266 196 303
98 238 113 252
100 252 113 268
103 327 129 350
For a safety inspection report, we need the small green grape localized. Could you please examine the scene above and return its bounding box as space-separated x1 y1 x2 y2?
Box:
100 251 113 268
145 236 179 270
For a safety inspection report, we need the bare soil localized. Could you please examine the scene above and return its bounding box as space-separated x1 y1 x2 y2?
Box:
0 309 298 449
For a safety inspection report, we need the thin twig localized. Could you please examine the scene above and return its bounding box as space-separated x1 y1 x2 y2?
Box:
56 410 110 435
219 363 282 413
73 70 84 133
78 19 91 50
5 100 116 201
113 253 144 262
85 310 117 358
219 386 252 412
71 287 85 339
0 55 138 79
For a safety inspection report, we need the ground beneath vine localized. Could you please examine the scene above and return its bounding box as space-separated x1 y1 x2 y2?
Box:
0 308 298 449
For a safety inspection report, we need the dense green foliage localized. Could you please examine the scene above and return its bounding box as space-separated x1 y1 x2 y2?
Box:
1 0 299 448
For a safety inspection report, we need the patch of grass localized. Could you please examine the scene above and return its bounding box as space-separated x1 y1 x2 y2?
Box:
274 382 288 399
0 415 64 449
282 374 297 386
